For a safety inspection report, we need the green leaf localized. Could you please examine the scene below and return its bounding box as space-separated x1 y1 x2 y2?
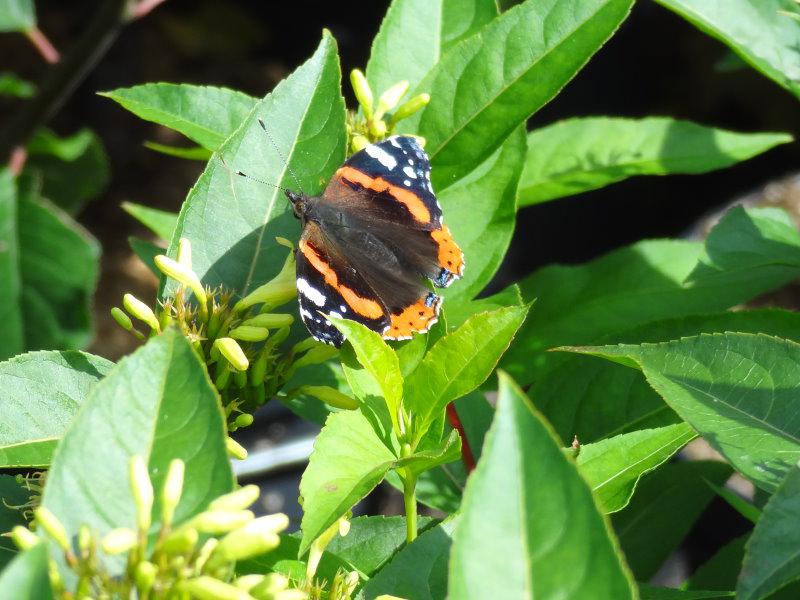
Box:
0 475 33 569
577 423 696 513
0 169 24 359
504 206 800 388
0 545 53 600
0 72 34 98
299 409 397 556
100 83 257 150
518 117 791 206
401 429 461 477
443 283 524 332
685 535 748 592
449 373 636 599
705 478 761 524
41 330 233 579
0 350 112 468
406 0 634 186
331 316 403 429
0 0 35 32
573 333 800 492
24 128 110 214
237 534 353 583
654 0 800 100
18 193 99 351
366 0 497 98
143 140 213 161
639 586 733 599
612 461 731 580
361 519 457 600
163 33 346 300
122 201 179 241
537 307 800 444
738 464 800 599
439 126 525 301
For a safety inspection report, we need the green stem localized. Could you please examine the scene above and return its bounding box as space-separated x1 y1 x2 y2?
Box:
403 470 418 543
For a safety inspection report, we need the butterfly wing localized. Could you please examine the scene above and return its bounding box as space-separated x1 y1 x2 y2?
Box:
323 136 464 287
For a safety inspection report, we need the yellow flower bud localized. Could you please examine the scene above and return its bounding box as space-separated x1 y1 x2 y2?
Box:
306 517 345 579
181 576 254 600
191 510 254 534
351 134 370 153
209 484 260 512
226 437 248 460
250 573 289 597
391 93 430 122
369 118 388 139
234 574 265 591
129 455 153 532
375 596 407 600
234 248 296 313
339 518 351 537
350 69 374 119
154 254 207 309
291 344 339 373
241 313 294 329
34 507 69 551
177 237 192 269
101 527 138 555
234 413 254 429
135 561 158 594
11 525 39 550
215 337 249 371
375 80 409 120
163 527 199 556
111 306 133 331
161 458 185 527
297 385 359 410
210 514 288 565
123 294 160 332
77 525 92 555
194 537 218 573
229 325 270 342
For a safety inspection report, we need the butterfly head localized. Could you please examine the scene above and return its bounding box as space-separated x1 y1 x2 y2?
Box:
285 189 309 220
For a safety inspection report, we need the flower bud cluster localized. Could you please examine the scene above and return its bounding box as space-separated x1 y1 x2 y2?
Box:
17 456 302 600
347 69 430 153
112 238 350 436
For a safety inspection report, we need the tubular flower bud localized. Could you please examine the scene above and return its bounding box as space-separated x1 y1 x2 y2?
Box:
234 413 254 429
177 237 192 269
111 306 133 331
229 325 270 342
181 576 254 600
161 458 185 527
351 134 370 153
34 507 70 551
135 561 158 594
129 455 154 532
123 294 160 332
249 349 269 386
392 93 430 122
241 313 294 329
250 573 289 597
350 69 374 119
11 525 39 550
162 527 199 556
375 80 409 120
306 517 345 579
298 385 359 410
234 574 265 591
101 528 138 555
291 344 339 371
210 514 288 565
226 437 248 460
234 249 296 313
191 510 254 534
154 255 207 309
208 484 260 512
369 118 388 139
215 338 249 371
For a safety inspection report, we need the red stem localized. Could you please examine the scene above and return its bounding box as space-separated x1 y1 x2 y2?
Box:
129 0 168 19
8 147 27 176
446 403 476 473
24 27 60 64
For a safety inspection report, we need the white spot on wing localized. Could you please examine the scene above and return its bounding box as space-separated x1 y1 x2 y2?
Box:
402 166 417 178
340 305 347 312
408 159 414 165
329 311 342 319
300 307 314 321
297 278 326 307
365 144 397 169
389 137 402 148
404 179 411 186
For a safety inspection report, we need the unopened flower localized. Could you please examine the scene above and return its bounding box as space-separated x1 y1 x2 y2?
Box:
177 237 192 268
191 510 254 534
154 254 208 312
11 525 39 550
181 576 253 600
215 337 249 371
229 325 270 342
350 69 373 119
129 455 153 532
392 93 430 122
241 313 294 329
375 80 409 120
297 385 359 410
101 527 138 555
34 507 70 551
233 413 254 429
250 573 289 597
208 484 260 512
161 458 185 527
226 437 248 460
234 245 296 313
209 514 288 566
123 294 160 332
135 561 158 594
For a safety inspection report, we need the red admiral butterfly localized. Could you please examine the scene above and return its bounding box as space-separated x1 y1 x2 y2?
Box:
286 135 464 347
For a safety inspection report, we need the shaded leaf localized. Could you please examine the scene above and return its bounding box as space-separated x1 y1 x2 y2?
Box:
143 140 212 161
0 169 23 359
41 330 233 579
449 373 636 599
612 461 731 580
0 544 53 599
122 201 179 241
518 117 791 206
655 0 800 100
0 475 33 570
128 236 163 277
0 0 35 32
100 83 257 150
0 72 34 97
577 423 696 513
685 535 748 592
0 350 112 468
573 333 800 492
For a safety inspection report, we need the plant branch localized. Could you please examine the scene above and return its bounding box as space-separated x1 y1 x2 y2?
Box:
0 0 129 162
402 470 418 543
446 403 476 473
24 27 60 64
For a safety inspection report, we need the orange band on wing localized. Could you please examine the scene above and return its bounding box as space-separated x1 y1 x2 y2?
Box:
385 294 441 340
431 225 464 276
299 241 385 320
337 166 432 224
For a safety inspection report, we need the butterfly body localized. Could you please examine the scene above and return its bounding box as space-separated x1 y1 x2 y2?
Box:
290 135 464 347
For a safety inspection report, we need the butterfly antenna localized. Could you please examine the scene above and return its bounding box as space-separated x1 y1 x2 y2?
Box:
218 155 291 194
257 118 305 195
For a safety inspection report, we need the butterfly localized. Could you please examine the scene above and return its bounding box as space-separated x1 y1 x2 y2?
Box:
286 135 464 347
